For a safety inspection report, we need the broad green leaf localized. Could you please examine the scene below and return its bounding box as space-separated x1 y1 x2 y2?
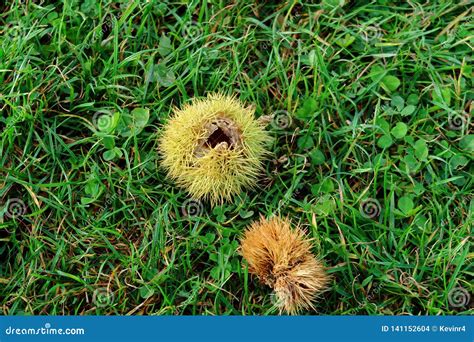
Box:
336 33 355 48
398 196 414 215
391 95 404 111
103 149 116 161
118 108 149 137
403 154 420 172
401 105 416 116
414 139 428 161
80 197 95 205
459 135 474 152
413 182 425 195
432 87 451 106
407 93 419 105
301 50 317 67
158 34 172 56
450 155 468 169
113 147 123 158
311 179 335 195
376 117 390 135
391 122 408 139
309 148 326 165
295 97 318 119
297 136 314 149
153 63 175 87
139 286 154 299
239 209 254 219
131 108 149 129
102 136 115 149
377 134 393 148
312 195 336 217
85 179 101 197
202 233 216 244
370 65 385 82
381 75 401 92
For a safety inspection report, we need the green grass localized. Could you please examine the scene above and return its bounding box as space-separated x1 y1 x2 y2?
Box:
0 0 472 315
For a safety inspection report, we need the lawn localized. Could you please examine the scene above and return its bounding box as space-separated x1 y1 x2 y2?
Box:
0 0 472 315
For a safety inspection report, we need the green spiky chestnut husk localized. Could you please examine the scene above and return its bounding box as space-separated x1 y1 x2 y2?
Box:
159 94 271 204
